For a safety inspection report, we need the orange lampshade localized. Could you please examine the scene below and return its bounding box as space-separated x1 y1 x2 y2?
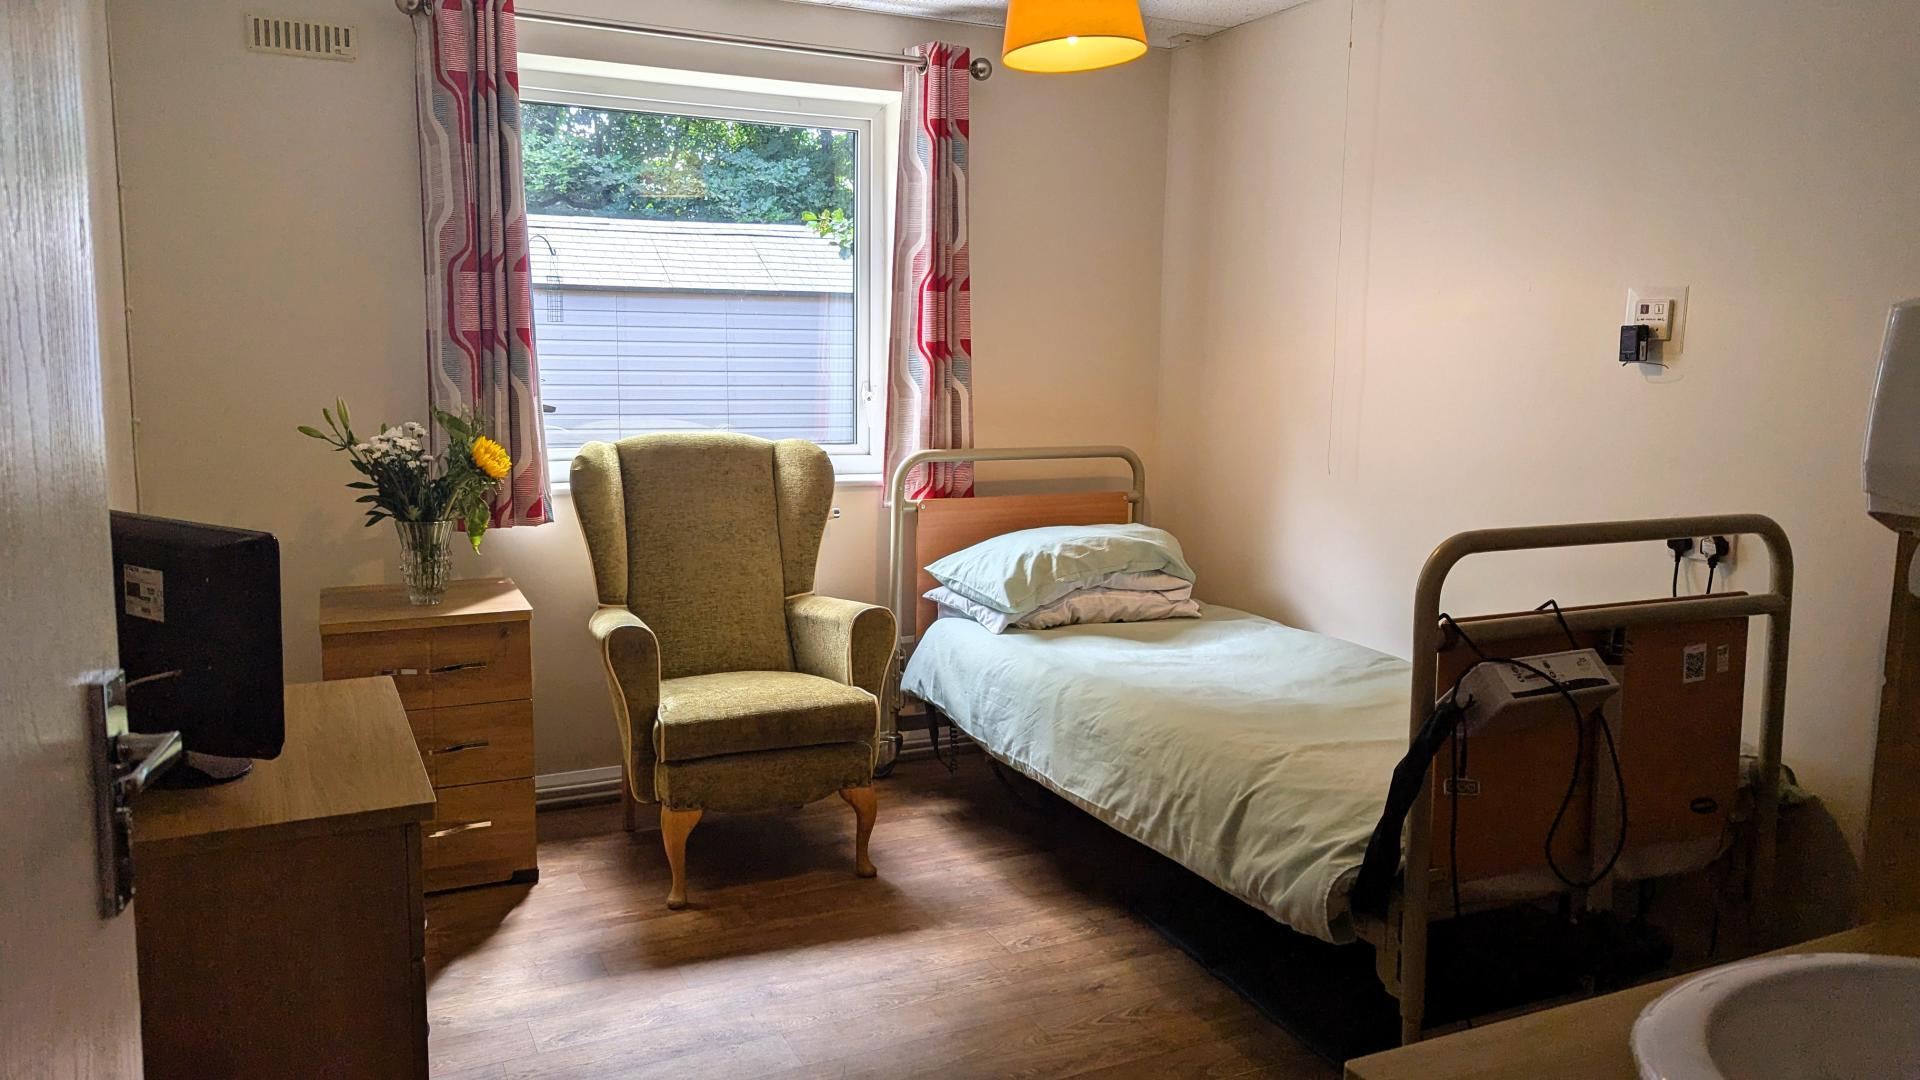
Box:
1002 0 1148 74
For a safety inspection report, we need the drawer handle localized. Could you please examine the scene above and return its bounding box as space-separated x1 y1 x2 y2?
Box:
432 660 488 674
431 739 490 755
427 819 494 839
380 667 425 677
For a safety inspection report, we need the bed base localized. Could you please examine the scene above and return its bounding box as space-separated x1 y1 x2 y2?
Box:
886 447 1792 1047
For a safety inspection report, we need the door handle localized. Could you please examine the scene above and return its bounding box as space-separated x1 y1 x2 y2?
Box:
431 660 488 674
116 730 184 798
87 671 184 918
431 739 490 755
427 819 494 839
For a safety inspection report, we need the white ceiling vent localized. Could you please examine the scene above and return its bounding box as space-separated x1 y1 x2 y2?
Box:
244 13 358 61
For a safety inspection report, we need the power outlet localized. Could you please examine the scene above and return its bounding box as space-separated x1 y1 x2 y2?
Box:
1625 286 1689 350
1685 534 1734 565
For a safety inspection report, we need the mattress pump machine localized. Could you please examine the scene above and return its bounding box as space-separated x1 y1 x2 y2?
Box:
1361 516 1793 1046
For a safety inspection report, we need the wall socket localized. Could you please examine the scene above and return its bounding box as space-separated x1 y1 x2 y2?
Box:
1625 286 1689 351
1685 534 1734 565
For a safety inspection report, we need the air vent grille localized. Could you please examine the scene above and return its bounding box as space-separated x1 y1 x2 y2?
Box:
244 14 357 61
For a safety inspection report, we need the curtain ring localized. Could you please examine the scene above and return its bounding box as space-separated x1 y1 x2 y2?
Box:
394 0 428 15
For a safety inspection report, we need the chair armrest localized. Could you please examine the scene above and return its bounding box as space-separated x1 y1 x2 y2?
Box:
786 594 896 702
590 606 661 803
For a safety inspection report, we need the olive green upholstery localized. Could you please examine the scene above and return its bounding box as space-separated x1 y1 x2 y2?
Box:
571 432 896 824
655 671 877 762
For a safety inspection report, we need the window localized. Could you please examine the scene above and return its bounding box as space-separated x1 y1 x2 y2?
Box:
520 57 897 481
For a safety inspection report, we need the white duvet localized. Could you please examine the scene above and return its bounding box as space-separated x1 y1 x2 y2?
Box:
901 604 1411 944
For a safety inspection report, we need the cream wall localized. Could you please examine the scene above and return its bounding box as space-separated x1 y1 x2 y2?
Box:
1159 0 1920 856
107 0 1168 775
85 0 135 508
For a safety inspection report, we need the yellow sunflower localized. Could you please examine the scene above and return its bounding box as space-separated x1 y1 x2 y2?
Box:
471 436 511 480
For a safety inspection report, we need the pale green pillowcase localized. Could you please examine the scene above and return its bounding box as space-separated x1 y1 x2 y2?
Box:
925 524 1197 615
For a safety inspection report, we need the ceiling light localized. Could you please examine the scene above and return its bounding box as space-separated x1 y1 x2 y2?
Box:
1003 0 1148 74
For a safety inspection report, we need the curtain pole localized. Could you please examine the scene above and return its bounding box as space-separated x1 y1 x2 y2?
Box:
394 1 994 81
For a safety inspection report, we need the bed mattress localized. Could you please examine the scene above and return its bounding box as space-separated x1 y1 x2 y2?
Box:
901 604 1411 944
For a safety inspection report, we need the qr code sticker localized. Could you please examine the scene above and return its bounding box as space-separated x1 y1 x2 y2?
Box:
1683 643 1708 684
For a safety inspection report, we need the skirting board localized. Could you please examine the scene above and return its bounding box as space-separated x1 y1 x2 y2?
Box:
532 727 977 810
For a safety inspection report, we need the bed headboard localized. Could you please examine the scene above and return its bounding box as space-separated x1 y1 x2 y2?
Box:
911 492 1135 633
887 445 1148 639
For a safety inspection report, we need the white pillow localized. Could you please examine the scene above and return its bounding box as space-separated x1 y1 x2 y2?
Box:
928 571 1201 634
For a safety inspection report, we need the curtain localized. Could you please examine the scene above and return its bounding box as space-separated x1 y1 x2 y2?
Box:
409 0 550 527
884 42 974 502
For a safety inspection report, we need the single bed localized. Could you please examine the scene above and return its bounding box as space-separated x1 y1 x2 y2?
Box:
904 604 1408 944
884 445 1795 1044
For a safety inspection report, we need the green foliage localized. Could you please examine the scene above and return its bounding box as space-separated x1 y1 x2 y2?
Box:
802 207 854 253
521 103 856 233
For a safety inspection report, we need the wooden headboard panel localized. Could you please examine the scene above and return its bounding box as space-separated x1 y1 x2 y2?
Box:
911 491 1134 633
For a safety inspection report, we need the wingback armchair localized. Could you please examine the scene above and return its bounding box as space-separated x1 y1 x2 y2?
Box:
571 432 896 908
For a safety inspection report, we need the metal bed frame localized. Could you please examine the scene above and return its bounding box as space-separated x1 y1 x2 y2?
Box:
886 446 1792 1046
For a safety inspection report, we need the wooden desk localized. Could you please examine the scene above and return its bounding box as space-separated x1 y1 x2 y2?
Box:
1344 914 1920 1080
132 678 435 1080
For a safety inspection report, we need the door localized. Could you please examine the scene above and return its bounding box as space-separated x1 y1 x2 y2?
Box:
0 0 145 1075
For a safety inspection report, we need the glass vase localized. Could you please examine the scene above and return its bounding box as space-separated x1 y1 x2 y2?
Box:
395 519 454 606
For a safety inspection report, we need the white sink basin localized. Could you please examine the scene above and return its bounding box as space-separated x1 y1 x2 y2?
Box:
1632 953 1920 1080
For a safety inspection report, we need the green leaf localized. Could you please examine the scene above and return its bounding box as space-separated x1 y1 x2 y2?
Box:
297 425 327 439
346 481 376 490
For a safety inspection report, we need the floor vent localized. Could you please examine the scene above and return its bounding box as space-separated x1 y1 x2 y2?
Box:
244 13 357 61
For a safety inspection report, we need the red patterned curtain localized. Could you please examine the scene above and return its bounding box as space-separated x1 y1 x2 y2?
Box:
408 0 550 526
884 43 974 502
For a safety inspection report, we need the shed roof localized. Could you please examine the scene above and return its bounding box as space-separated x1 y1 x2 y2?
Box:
527 214 853 294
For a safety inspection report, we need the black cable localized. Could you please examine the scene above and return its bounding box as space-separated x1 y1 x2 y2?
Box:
1705 560 1718 596
1449 727 1463 919
1671 556 1682 598
1536 598 1580 649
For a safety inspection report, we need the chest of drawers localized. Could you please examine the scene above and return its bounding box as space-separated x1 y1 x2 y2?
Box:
319 577 538 892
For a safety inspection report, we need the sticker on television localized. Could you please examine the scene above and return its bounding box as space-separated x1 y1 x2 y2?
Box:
124 565 164 622
1716 643 1732 674
1683 642 1707 684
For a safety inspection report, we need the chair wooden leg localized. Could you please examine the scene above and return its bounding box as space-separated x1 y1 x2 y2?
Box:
660 806 702 909
839 787 878 879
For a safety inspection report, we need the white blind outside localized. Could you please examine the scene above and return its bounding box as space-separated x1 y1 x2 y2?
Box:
535 286 857 476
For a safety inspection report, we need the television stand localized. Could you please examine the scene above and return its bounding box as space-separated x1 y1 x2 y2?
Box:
153 750 251 788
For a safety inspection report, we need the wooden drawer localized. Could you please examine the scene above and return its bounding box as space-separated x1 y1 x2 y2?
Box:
321 622 529 710
422 778 535 893
404 710 434 783
410 700 533 788
427 622 531 708
321 630 432 710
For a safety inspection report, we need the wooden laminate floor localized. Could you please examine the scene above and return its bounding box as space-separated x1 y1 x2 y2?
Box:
425 757 1335 1080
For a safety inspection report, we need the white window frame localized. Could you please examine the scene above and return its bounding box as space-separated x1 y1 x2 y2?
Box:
519 55 899 483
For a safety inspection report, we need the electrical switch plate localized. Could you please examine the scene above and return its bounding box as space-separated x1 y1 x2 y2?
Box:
1626 286 1688 349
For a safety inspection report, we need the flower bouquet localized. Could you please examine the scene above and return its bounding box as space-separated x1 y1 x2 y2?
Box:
300 400 511 605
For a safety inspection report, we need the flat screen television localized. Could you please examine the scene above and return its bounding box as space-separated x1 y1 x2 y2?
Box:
110 511 284 786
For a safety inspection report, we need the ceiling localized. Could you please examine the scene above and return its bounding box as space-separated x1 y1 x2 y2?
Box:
773 0 1311 47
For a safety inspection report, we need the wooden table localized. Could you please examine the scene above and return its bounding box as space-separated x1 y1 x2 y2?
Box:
131 678 435 1080
1345 914 1920 1079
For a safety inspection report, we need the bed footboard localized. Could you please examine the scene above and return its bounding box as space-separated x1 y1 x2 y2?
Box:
1392 515 1793 1044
